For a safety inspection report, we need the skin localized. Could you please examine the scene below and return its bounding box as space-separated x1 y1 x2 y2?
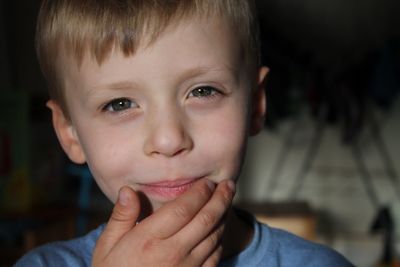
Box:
48 15 268 266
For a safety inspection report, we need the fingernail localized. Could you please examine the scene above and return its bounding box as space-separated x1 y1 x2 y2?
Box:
206 180 216 190
227 180 236 194
119 187 129 207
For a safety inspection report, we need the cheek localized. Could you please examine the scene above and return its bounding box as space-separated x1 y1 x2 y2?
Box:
195 103 249 181
77 127 141 202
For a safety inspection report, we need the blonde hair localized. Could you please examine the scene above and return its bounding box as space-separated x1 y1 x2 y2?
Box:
36 0 260 116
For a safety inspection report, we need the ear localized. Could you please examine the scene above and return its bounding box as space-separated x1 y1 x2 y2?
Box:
47 100 86 164
249 66 269 136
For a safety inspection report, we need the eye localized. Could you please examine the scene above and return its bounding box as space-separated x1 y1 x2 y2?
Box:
102 98 137 112
188 86 220 98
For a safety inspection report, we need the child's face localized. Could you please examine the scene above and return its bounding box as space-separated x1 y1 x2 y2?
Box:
51 16 267 211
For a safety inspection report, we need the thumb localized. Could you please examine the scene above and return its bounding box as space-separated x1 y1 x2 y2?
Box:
94 186 141 258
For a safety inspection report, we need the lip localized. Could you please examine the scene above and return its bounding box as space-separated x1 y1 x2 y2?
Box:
138 177 202 200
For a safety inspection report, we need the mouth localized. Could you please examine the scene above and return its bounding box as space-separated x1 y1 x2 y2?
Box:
138 177 203 200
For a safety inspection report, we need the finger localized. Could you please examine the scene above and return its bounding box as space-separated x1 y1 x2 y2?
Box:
175 180 235 249
139 179 216 239
94 186 141 258
189 221 225 265
202 245 223 267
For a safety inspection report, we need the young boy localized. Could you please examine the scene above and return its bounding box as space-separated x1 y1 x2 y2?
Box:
16 0 353 266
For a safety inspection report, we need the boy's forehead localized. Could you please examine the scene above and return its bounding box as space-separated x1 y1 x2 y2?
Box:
63 15 245 78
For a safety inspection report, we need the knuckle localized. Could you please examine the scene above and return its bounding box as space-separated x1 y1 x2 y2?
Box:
173 203 191 220
198 210 217 228
207 232 220 249
166 245 186 266
141 237 161 253
111 206 129 223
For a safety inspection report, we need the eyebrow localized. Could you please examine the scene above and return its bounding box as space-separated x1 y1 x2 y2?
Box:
178 64 239 84
85 80 138 99
105 81 137 90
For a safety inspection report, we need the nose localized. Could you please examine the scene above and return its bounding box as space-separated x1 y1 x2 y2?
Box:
144 109 193 157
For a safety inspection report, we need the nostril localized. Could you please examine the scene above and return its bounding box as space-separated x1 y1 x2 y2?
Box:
172 148 186 157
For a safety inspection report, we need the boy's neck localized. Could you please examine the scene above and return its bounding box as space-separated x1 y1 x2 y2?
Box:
221 207 254 260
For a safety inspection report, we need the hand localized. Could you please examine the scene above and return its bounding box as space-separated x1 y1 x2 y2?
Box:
92 179 236 267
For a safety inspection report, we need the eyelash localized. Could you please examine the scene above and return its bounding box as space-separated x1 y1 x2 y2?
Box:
187 86 221 99
102 98 137 113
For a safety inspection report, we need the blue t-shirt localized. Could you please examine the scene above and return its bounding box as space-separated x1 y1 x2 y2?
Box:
15 211 354 267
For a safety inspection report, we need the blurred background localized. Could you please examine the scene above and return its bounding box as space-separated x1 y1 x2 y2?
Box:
0 0 400 266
